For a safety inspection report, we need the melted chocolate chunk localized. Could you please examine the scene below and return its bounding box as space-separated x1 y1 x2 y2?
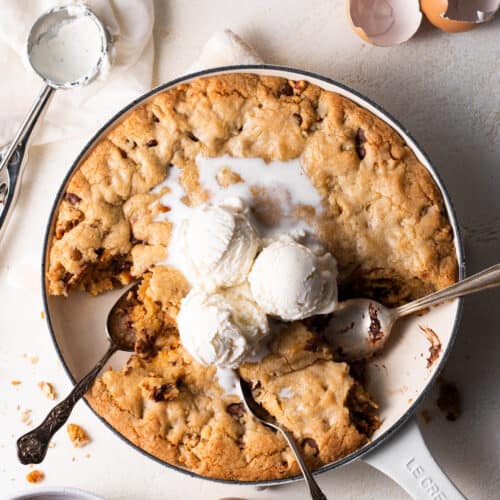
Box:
152 383 175 402
63 192 81 205
278 83 293 97
355 128 367 160
293 113 303 125
368 303 384 343
226 403 245 419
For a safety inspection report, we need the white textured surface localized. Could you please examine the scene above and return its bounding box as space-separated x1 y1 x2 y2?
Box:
1 1 499 498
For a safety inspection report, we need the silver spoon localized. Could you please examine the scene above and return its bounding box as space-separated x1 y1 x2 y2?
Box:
324 263 500 361
0 5 110 243
17 283 138 465
239 378 327 500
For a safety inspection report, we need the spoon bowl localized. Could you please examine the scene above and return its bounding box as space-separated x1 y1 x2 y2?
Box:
325 263 500 361
17 283 139 465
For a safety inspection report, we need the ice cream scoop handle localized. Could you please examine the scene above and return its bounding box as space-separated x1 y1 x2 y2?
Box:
0 84 54 244
16 344 116 464
394 263 500 318
279 428 327 500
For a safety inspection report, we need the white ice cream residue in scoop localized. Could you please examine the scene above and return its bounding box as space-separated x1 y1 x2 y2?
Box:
30 13 105 85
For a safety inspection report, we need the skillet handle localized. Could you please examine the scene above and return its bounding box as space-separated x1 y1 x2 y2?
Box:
362 417 466 500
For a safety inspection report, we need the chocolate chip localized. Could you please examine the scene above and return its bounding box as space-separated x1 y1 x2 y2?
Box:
152 383 175 402
71 248 82 261
146 139 158 147
111 259 131 273
302 438 319 456
304 337 321 352
119 148 128 159
278 83 293 97
135 333 156 356
95 247 105 258
186 131 199 142
355 128 367 160
226 403 245 419
293 113 303 126
62 271 73 284
63 192 81 205
152 114 160 123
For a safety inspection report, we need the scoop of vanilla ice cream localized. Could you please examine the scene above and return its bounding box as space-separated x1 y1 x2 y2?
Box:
177 284 269 368
248 237 338 321
180 198 260 291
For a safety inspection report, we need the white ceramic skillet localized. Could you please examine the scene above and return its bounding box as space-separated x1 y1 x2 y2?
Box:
42 66 466 499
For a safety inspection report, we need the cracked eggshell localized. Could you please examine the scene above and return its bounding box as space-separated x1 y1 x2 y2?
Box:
347 0 422 46
421 0 500 33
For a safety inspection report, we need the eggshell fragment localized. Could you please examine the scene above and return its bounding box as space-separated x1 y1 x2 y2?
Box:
421 0 500 33
347 0 422 46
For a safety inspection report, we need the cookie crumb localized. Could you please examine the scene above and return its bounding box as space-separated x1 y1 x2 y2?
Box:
20 409 32 426
437 380 461 421
29 355 39 365
48 441 56 448
10 380 22 386
420 409 432 424
67 423 90 447
216 166 243 187
38 381 57 400
15 404 20 411
26 470 44 483
40 311 45 320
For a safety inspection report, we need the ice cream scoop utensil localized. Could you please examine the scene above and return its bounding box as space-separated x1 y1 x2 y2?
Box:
325 263 500 361
17 283 139 464
0 5 109 244
239 377 327 500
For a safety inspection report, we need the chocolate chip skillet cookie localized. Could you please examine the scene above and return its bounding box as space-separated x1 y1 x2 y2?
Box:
46 74 456 480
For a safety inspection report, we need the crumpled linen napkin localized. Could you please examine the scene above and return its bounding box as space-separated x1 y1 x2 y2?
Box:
187 29 263 73
4 24 262 291
0 0 155 147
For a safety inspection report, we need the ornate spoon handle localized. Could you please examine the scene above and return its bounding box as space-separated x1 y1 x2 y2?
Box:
279 428 328 500
17 344 116 464
395 263 500 318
